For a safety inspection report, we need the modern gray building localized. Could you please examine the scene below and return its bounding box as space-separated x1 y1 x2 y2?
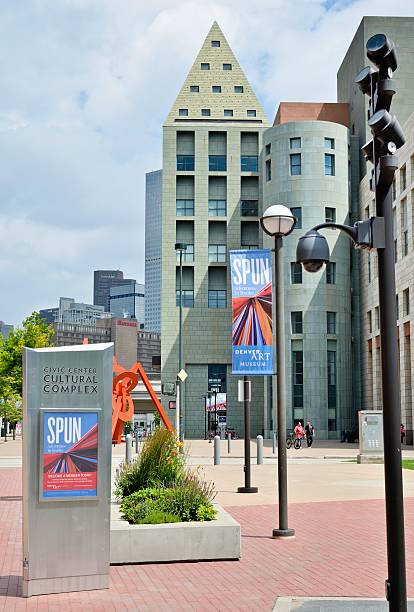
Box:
93 270 124 310
145 170 163 332
109 281 145 323
0 321 13 339
40 297 110 327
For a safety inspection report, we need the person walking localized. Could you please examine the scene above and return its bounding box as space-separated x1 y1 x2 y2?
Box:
400 423 406 445
305 421 315 448
294 421 305 448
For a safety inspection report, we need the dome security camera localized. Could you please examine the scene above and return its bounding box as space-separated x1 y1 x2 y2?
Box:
296 231 330 273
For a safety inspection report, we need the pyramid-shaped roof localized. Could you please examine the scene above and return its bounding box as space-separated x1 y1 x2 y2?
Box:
164 22 269 127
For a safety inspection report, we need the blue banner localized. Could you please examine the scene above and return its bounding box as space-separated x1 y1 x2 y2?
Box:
230 250 274 375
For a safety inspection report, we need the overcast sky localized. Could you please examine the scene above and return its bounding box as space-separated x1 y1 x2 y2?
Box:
0 0 412 327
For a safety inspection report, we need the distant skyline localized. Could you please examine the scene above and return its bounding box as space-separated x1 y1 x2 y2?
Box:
1 0 412 326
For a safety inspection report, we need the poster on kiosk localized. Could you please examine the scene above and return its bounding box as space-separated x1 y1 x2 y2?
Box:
230 249 273 376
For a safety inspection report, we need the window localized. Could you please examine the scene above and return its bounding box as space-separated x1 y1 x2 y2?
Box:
325 207 336 223
291 312 303 334
375 306 380 330
396 294 399 319
393 207 397 262
325 154 335 176
176 155 194 171
290 153 301 175
208 244 226 263
291 262 302 284
327 311 337 334
201 63 210 70
403 288 410 316
265 159 271 181
176 244 194 263
290 137 301 149
176 199 194 216
208 199 226 216
223 63 232 70
401 197 408 256
241 200 258 216
292 350 303 408
209 155 226 171
179 108 188 116
368 311 372 334
176 290 194 307
326 262 336 284
208 290 226 308
234 85 243 93
324 137 335 149
211 40 220 47
190 85 199 92
201 108 211 117
247 110 256 117
368 253 371 283
212 85 221 93
241 156 258 172
290 207 302 229
265 143 271 155
392 178 396 201
327 350 337 408
401 164 407 192
224 109 233 117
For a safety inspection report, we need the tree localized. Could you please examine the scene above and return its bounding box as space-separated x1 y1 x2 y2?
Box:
2 395 22 441
0 312 54 398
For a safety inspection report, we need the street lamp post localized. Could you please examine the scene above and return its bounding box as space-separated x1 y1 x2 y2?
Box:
296 35 406 609
260 204 296 539
175 242 187 441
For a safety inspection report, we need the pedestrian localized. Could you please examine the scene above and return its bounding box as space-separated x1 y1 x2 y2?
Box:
401 423 406 445
305 420 315 447
294 421 305 448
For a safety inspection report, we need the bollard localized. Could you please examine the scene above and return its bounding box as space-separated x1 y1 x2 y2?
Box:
273 431 276 454
135 431 140 454
227 432 231 454
214 435 221 465
125 434 132 464
257 435 263 465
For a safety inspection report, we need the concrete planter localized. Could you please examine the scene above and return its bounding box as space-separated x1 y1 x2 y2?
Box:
110 502 241 564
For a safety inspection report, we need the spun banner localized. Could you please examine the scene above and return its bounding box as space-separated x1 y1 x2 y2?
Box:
230 249 273 375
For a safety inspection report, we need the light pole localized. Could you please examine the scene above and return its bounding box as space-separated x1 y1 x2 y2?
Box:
296 35 406 610
175 242 187 441
260 204 296 538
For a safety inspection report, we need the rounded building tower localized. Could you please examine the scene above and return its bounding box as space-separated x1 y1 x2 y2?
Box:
262 107 352 439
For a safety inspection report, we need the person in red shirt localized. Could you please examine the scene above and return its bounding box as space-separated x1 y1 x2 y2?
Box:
294 421 305 441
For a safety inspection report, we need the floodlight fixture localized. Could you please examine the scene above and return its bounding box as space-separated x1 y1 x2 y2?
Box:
366 33 397 72
355 66 375 95
368 109 405 150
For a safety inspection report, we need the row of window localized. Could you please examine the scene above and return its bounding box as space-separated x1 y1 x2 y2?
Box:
179 109 257 118
176 289 226 309
264 138 335 156
265 153 336 180
391 155 414 201
189 85 245 94
291 311 337 334
177 154 258 172
291 262 336 284
176 244 257 264
292 349 337 410
200 62 233 70
367 287 410 333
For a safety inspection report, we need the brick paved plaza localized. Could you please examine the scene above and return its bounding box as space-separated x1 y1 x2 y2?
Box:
0 440 414 611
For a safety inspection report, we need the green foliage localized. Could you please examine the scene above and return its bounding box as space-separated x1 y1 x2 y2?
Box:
196 504 217 522
402 460 414 470
137 510 180 524
0 312 53 399
153 411 161 428
115 427 185 498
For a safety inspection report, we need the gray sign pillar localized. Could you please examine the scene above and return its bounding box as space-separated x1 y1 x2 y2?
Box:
22 343 113 597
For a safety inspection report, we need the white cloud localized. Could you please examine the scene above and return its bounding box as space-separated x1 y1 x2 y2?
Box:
0 0 412 325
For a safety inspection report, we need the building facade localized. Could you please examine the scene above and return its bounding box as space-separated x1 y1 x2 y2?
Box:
0 321 13 339
109 281 145 322
137 330 161 374
40 297 109 326
145 170 163 332
93 270 124 310
263 111 353 438
160 22 270 438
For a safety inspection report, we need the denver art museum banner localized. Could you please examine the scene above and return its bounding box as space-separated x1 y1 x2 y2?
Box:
230 249 273 375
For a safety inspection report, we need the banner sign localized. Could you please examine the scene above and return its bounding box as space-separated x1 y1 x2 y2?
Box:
206 393 227 412
42 411 98 499
230 249 273 375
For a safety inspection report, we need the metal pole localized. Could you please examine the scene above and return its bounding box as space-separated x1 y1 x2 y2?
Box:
273 235 295 538
376 179 407 610
178 249 184 441
257 435 263 464
214 435 220 465
272 431 276 454
237 376 258 493
125 434 132 465
204 395 207 440
175 385 180 438
135 430 140 454
227 432 231 454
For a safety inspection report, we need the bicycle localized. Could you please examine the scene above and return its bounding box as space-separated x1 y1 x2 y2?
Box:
286 433 302 450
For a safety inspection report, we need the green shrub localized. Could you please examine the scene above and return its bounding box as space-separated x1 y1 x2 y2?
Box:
137 510 180 524
155 472 216 522
196 504 217 522
115 427 185 498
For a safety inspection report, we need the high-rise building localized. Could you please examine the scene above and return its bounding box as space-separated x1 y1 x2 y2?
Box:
161 22 270 438
145 170 163 333
109 281 145 323
40 297 110 327
0 321 13 339
93 270 124 310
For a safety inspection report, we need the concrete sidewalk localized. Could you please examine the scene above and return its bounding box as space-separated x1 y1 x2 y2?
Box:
274 597 414 611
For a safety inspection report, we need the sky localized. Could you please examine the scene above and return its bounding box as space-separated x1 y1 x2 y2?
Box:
0 0 412 327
